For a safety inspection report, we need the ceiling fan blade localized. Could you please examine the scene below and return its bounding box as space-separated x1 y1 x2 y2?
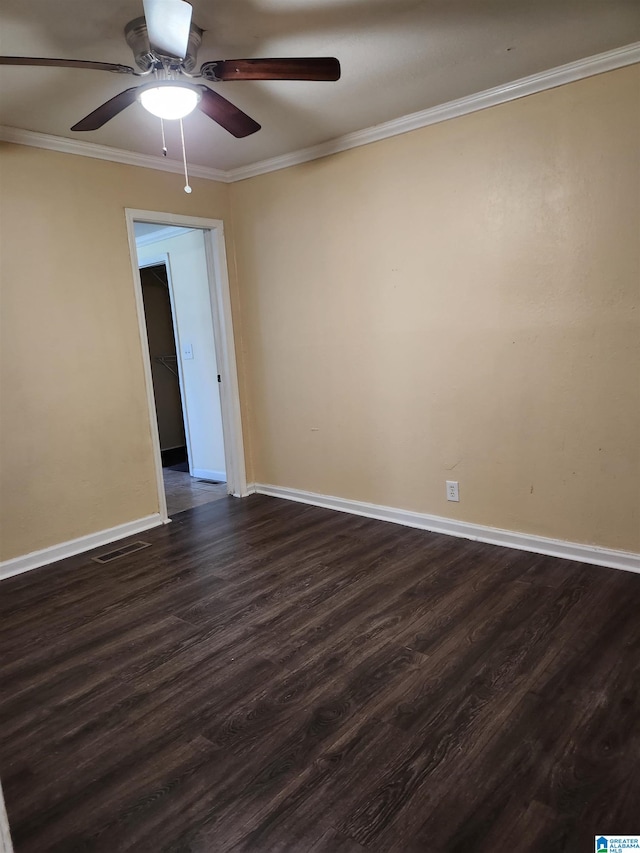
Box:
71 87 140 131
143 0 192 60
200 57 341 82
197 87 260 138
0 56 135 74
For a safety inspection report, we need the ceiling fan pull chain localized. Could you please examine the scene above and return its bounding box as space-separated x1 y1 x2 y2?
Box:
179 117 192 193
160 117 167 156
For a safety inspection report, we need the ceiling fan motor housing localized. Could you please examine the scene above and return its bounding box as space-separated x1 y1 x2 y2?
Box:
124 16 202 71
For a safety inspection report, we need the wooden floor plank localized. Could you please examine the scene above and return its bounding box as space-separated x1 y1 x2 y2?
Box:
1 494 638 852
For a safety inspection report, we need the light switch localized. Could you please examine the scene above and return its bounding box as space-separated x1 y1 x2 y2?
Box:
182 343 194 360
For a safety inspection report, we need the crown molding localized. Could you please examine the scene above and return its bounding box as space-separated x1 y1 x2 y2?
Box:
1 41 638 184
228 41 640 181
0 125 231 183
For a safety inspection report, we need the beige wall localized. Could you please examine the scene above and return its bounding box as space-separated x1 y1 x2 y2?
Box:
0 148 243 561
230 65 640 552
1 65 638 565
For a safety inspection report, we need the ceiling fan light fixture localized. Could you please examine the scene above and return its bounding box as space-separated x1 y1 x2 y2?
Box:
139 83 200 120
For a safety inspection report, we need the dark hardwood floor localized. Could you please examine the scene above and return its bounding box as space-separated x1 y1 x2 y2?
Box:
1 494 638 852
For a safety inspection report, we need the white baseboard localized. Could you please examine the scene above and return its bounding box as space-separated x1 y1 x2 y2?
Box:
191 468 227 483
0 514 163 581
0 781 13 853
3 487 636 582
253 484 640 574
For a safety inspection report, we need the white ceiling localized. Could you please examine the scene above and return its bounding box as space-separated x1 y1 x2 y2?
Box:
1 0 639 172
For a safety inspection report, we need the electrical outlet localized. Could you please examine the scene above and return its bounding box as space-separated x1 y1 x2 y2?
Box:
446 480 459 502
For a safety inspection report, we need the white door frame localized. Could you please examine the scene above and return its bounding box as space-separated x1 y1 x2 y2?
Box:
125 209 249 521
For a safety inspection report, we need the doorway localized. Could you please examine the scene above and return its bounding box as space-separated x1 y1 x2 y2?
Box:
139 262 186 469
126 210 248 522
139 258 227 515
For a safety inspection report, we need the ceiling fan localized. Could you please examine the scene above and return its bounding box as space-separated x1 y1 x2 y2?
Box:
0 0 341 139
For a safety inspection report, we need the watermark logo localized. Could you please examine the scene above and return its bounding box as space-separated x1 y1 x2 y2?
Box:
595 838 640 852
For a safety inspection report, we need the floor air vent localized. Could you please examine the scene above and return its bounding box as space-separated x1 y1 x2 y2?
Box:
91 541 152 564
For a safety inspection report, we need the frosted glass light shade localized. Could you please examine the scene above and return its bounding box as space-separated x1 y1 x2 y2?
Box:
139 85 200 120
